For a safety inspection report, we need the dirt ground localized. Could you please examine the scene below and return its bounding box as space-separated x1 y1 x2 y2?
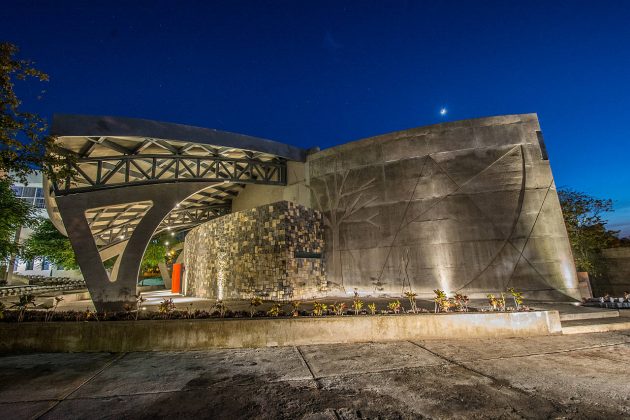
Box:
0 330 629 419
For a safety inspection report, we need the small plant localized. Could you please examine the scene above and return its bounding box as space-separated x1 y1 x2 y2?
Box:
135 294 146 320
267 302 281 317
332 302 347 316
498 293 506 311
312 301 327 316
387 300 401 314
11 294 36 322
487 294 498 311
433 289 448 313
212 300 228 317
185 302 195 319
507 287 523 310
404 291 418 313
158 298 176 317
123 303 133 319
352 298 364 315
367 302 377 315
290 300 301 317
85 308 99 321
250 296 263 317
45 296 64 322
441 298 453 312
453 293 469 312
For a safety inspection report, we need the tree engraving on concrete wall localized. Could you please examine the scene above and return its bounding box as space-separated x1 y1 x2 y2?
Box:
307 169 380 290
306 115 581 299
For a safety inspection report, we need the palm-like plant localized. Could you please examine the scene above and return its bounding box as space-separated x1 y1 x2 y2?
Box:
487 294 498 311
388 300 401 314
453 293 469 312
11 294 36 322
290 300 301 317
507 288 523 310
212 300 227 317
135 294 147 320
498 293 506 311
267 303 281 317
312 302 327 316
249 296 262 317
45 296 63 322
352 298 364 315
433 289 448 313
332 302 347 316
404 291 418 313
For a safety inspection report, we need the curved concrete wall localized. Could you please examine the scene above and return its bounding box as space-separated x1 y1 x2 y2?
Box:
306 114 580 300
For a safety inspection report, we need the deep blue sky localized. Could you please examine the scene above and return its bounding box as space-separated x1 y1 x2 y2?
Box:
3 0 630 234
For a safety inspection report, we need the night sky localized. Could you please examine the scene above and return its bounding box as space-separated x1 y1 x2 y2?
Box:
3 0 630 235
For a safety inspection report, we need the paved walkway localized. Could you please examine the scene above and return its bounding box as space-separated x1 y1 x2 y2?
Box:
1 331 629 419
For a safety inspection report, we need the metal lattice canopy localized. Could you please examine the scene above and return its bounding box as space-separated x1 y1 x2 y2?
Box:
46 115 306 252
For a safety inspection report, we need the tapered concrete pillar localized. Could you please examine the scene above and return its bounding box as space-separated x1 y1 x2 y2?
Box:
56 182 220 312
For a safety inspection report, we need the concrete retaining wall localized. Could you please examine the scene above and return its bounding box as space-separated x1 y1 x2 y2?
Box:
0 311 561 353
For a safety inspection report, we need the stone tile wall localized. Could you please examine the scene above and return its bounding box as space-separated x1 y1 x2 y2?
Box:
184 201 326 301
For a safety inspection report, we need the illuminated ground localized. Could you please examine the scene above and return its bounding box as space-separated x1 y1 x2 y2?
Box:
1 331 629 419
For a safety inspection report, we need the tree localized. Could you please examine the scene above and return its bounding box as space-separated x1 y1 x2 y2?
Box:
307 170 380 287
22 218 78 269
1 43 75 278
1 42 73 184
558 188 619 277
141 238 167 273
0 178 35 261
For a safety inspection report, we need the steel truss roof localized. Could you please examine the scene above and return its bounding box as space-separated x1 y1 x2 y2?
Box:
47 115 306 254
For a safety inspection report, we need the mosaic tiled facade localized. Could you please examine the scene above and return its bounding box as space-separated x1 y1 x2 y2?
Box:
183 201 326 301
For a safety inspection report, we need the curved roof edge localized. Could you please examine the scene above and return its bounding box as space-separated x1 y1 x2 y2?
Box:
52 114 307 162
314 113 540 158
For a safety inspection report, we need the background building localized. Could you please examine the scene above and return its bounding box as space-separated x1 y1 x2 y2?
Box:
7 172 81 282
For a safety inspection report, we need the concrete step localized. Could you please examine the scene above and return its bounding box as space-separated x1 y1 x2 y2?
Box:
559 309 619 322
561 317 630 335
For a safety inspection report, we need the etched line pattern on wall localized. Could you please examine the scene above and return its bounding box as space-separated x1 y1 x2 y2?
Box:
307 115 580 299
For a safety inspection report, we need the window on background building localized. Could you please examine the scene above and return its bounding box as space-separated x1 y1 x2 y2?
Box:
11 186 23 196
41 259 50 270
25 260 34 270
11 185 44 207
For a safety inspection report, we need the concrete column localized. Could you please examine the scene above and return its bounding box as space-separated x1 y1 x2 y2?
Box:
56 182 220 312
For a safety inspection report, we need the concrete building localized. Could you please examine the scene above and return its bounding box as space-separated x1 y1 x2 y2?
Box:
46 113 580 311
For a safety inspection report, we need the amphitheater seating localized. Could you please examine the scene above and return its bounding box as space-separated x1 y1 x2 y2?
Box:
0 276 86 298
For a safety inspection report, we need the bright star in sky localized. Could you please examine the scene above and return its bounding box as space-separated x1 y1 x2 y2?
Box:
440 107 447 116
